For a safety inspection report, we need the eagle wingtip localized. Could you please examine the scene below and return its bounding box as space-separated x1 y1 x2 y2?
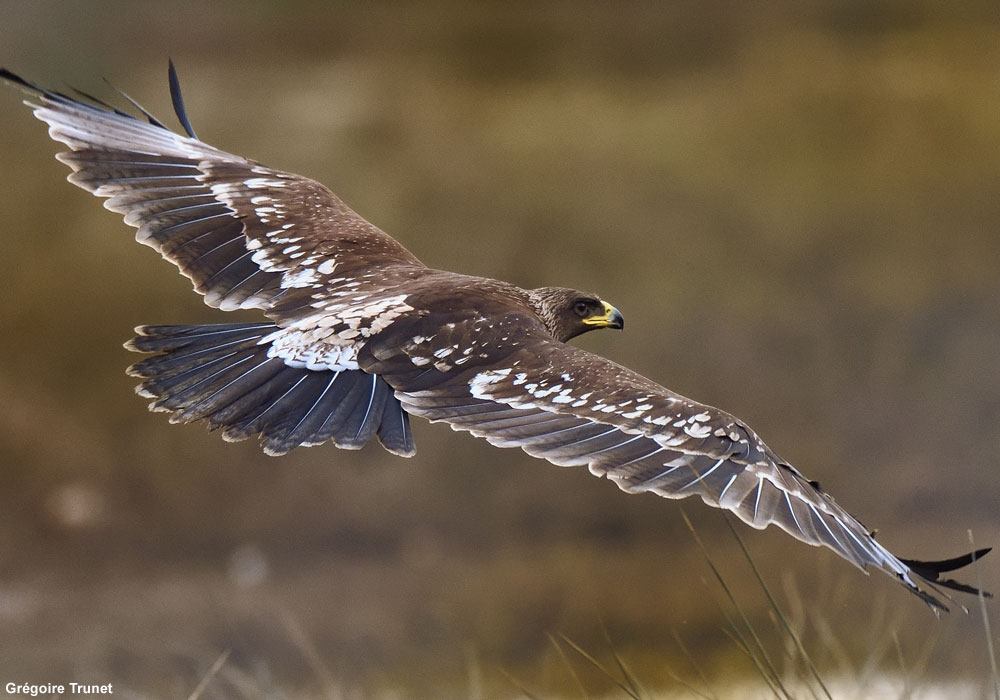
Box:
167 58 198 139
899 547 992 611
1 67 31 88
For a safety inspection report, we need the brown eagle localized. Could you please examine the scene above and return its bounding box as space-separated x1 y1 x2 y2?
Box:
1 63 989 612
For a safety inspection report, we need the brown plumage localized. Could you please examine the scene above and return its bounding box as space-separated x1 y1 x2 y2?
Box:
1 64 989 613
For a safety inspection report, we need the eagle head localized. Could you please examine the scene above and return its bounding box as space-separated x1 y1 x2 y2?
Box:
528 287 624 342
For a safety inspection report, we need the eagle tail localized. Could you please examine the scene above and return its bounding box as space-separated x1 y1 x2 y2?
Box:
125 323 415 457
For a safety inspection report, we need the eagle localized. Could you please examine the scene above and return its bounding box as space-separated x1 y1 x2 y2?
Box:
1 63 989 613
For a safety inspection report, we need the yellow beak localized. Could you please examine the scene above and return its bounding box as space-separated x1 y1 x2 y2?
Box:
582 301 624 330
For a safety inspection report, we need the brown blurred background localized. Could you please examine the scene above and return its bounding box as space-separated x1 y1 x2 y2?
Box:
1 1 998 697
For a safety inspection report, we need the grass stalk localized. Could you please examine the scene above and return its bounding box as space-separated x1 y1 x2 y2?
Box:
671 627 718 700
722 515 832 700
185 648 231 700
969 531 999 700
547 632 591 700
602 624 648 699
558 632 640 700
499 668 545 700
718 623 786 699
279 607 340 693
679 508 792 700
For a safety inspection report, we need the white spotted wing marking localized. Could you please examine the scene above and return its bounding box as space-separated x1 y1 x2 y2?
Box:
205 162 423 297
397 338 947 608
260 291 416 370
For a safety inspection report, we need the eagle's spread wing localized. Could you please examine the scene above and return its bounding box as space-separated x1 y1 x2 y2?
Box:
368 330 988 611
0 67 422 316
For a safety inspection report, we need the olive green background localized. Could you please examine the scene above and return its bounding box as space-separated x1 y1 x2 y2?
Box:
0 1 998 697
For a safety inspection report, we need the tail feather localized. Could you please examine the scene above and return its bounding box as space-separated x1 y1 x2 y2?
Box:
305 370 385 449
127 322 273 352
146 350 273 408
174 357 287 424
262 371 358 454
126 323 416 457
339 374 390 447
129 328 279 409
218 367 318 441
377 400 416 457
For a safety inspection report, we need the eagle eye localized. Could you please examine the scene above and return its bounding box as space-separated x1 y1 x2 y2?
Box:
573 300 593 317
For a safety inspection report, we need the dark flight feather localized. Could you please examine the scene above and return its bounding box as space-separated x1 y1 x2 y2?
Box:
168 59 197 139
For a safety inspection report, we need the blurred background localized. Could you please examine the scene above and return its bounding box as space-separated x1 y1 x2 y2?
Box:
1 1 998 697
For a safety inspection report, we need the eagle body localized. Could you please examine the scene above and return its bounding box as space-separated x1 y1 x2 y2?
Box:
1 64 988 612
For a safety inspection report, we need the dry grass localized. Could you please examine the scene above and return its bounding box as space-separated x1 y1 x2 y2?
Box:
170 515 997 699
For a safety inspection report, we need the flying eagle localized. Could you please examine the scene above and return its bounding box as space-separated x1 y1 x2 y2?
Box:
1 64 989 612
